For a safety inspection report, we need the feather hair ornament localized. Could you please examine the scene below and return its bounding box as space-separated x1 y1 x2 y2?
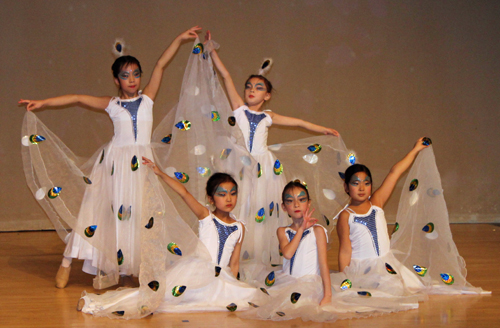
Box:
258 58 273 76
112 38 126 57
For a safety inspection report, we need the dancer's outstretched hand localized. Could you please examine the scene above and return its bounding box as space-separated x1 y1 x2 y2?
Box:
142 157 162 176
19 99 44 111
301 206 318 230
178 26 202 41
204 30 212 43
413 137 430 152
323 127 340 136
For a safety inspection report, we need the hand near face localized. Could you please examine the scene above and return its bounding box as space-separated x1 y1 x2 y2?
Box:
301 206 318 230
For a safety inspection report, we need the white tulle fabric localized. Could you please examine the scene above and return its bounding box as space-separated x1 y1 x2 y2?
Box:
391 147 488 295
240 147 486 322
80 212 267 317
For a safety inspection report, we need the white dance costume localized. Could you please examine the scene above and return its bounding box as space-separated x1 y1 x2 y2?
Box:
80 212 268 317
23 93 170 288
242 147 487 323
233 105 288 265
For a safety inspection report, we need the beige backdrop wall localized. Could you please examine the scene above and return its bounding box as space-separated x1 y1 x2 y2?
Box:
1 0 499 232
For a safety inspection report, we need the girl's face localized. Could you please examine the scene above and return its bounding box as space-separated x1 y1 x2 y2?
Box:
281 187 310 220
244 77 271 107
114 63 141 98
345 172 372 203
210 181 238 213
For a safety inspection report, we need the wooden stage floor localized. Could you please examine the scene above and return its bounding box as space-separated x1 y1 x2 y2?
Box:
1 224 499 327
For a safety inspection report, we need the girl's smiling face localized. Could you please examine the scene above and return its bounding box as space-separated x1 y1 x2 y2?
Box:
114 63 141 98
244 77 271 107
345 172 372 203
282 186 310 220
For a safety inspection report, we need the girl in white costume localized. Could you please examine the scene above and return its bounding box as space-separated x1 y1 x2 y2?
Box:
78 159 267 317
243 138 487 322
20 27 201 289
205 31 342 266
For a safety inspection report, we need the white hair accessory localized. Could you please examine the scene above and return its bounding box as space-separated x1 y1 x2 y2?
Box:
258 58 273 76
112 38 126 57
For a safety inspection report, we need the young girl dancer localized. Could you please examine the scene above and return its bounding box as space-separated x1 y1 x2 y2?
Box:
20 26 201 289
78 158 267 318
205 31 343 266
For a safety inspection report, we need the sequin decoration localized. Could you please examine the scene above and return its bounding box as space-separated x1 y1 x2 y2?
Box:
213 219 239 264
409 179 419 191
276 312 285 317
353 209 380 256
290 292 301 304
307 144 322 153
175 120 191 131
84 225 97 238
248 302 259 308
257 163 262 178
140 306 150 315
348 153 356 165
172 285 186 297
145 217 154 229
413 265 428 277
422 222 435 233
265 271 275 286
112 38 125 56
260 288 269 295
323 215 330 226
273 160 283 175
112 311 125 316
120 97 142 141
131 155 139 171
228 116 236 126
99 149 104 164
286 230 310 274
35 188 45 200
174 172 190 183
323 189 336 200
440 273 454 285
340 279 352 290
111 162 114 176
161 134 172 144
269 202 274 216
422 137 432 146
255 208 265 223
117 249 124 265
358 291 372 297
29 134 46 144
220 149 232 159
393 222 399 234
215 266 221 277
427 188 442 197
47 187 62 199
83 176 92 184
118 205 132 221
338 172 345 180
303 154 318 164
167 242 182 256
192 144 206 155
148 281 159 291
385 263 397 275
294 179 308 189
226 303 237 312
240 156 251 166
197 167 211 177
211 111 220 122
192 43 204 54
244 110 267 152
